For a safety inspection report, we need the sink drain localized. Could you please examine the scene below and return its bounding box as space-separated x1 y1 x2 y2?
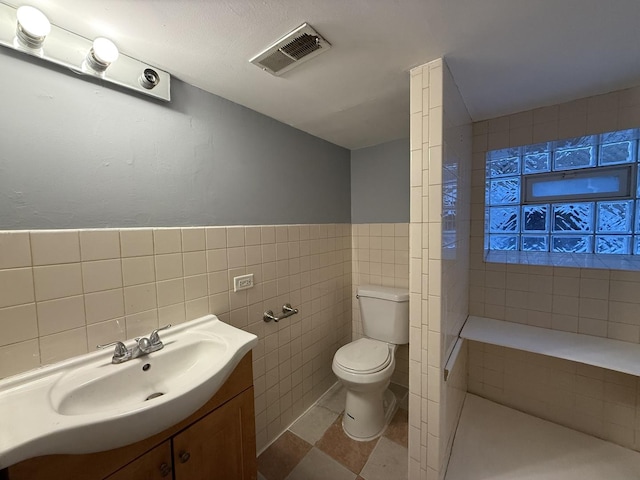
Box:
145 392 164 401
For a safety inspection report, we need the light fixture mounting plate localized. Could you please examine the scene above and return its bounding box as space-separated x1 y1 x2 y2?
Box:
0 2 171 102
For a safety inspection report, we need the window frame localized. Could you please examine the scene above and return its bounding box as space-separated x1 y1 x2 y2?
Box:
522 164 636 204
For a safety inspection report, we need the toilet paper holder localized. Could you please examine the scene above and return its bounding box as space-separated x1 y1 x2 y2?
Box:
263 303 299 323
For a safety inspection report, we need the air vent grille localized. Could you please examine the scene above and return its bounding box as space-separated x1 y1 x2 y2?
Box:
280 33 321 60
258 50 296 73
250 23 331 76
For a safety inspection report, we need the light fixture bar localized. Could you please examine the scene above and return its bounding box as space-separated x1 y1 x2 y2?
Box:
0 2 170 101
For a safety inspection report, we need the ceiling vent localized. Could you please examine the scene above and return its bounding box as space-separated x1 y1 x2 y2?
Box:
250 23 331 76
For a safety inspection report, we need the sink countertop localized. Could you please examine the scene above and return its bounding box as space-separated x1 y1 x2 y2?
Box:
0 314 257 469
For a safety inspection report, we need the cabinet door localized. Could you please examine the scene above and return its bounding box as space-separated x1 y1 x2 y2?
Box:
105 441 173 480
173 387 256 480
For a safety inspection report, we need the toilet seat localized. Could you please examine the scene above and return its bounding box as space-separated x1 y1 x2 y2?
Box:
334 338 392 374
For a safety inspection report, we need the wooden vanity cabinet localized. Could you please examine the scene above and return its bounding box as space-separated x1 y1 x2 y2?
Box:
105 441 172 480
171 387 255 479
5 352 257 480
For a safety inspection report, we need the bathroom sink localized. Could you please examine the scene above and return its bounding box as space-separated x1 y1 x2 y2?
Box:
0 314 257 468
50 334 226 416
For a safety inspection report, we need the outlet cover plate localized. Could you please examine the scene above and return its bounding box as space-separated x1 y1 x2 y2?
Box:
233 273 254 292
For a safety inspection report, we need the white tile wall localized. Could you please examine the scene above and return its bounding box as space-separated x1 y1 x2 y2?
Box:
408 58 472 480
469 84 640 452
79 229 121 261
0 232 32 268
0 224 352 452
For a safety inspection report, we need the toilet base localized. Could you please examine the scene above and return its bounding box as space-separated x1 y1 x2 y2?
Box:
342 388 397 442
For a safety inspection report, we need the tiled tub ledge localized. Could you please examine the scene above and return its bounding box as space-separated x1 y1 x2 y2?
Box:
461 316 640 377
485 250 640 272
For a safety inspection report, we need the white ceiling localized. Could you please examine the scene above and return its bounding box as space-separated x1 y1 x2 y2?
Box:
17 0 640 149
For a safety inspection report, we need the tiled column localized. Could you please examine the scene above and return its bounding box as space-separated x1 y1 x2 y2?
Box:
409 58 472 480
408 58 444 480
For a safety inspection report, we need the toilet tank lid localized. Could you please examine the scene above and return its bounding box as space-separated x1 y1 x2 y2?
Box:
357 285 409 302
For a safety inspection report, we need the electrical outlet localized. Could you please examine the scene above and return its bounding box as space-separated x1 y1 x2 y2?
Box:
233 273 254 292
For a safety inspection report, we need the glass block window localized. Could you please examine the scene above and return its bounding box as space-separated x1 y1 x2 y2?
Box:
485 128 640 254
553 136 597 171
442 166 458 249
522 204 549 232
552 203 594 233
489 206 519 233
523 143 551 174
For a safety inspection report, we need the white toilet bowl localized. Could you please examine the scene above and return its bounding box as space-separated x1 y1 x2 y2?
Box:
332 337 398 441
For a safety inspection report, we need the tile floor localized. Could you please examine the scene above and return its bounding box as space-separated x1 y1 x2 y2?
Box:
257 382 409 480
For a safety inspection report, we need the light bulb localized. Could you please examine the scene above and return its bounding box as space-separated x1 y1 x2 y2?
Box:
92 37 119 64
16 6 51 49
86 37 119 72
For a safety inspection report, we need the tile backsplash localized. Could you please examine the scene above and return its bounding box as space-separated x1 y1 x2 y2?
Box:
0 224 352 452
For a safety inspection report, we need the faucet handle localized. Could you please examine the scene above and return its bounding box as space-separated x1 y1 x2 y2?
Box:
149 324 171 345
137 337 152 353
97 341 129 359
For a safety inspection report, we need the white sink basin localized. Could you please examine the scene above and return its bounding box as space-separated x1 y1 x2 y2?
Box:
0 315 257 468
50 334 225 416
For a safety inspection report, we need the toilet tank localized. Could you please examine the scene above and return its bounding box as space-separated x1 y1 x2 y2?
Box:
357 285 409 344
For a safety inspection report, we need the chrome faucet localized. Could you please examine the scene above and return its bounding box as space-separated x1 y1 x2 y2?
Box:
98 324 171 364
97 340 131 364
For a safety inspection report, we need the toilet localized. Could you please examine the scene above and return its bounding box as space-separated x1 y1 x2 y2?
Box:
332 285 409 441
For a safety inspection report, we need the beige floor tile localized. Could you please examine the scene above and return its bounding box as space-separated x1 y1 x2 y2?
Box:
360 436 409 480
262 382 409 480
316 414 379 474
289 405 339 445
285 448 357 480
384 408 408 448
318 382 347 413
257 431 312 480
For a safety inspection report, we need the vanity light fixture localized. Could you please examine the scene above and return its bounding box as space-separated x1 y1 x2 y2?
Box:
15 5 50 49
86 37 119 72
0 2 170 101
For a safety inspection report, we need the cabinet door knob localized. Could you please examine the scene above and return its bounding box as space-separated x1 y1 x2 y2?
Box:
179 451 191 463
159 462 172 477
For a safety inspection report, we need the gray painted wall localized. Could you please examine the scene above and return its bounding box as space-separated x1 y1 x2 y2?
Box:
0 49 350 229
350 138 410 223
